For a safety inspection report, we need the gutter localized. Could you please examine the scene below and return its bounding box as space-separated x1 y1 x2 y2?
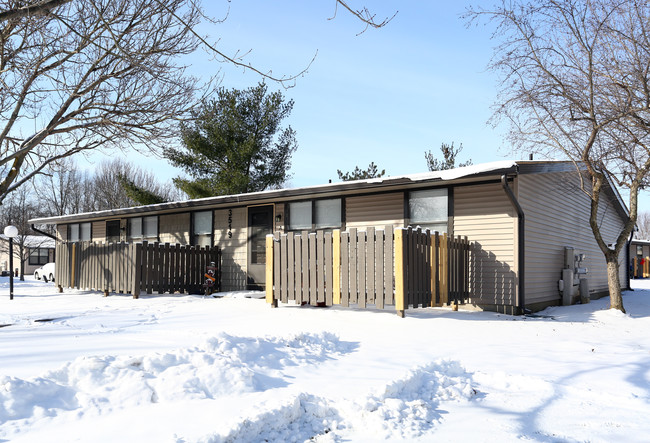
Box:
501 174 527 315
31 224 57 240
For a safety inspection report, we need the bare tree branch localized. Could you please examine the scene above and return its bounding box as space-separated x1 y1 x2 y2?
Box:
0 0 393 205
0 0 71 21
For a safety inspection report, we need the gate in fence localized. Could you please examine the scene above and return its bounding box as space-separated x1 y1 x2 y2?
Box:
265 226 470 317
55 241 221 297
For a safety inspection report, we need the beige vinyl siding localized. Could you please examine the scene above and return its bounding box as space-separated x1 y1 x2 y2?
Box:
518 171 626 306
159 213 190 245
56 224 68 241
92 221 107 242
454 183 518 308
214 207 247 291
345 192 405 230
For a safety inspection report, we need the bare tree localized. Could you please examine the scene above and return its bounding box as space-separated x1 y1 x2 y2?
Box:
467 0 650 312
0 185 48 280
34 158 92 216
89 158 183 211
0 0 210 205
635 212 650 240
0 1 394 205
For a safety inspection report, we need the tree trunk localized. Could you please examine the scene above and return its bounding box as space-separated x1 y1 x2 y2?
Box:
606 254 625 313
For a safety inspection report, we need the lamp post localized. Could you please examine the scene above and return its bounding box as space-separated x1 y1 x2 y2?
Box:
4 225 18 300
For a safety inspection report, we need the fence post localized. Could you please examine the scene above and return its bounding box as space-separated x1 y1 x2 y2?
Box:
440 233 448 305
132 242 142 299
333 229 341 304
394 228 406 318
266 234 277 307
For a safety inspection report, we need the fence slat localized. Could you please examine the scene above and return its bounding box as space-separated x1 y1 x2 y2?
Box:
325 231 333 306
366 227 375 305
301 231 309 305
375 229 384 309
385 225 394 306
333 230 341 305
287 232 295 303
317 231 325 304
358 230 367 308
341 231 350 307
274 233 281 302
309 233 317 305
294 233 303 303
349 228 357 305
280 234 288 303
406 227 414 307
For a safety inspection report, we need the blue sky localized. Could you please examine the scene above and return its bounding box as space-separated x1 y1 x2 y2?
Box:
84 1 513 185
80 0 647 209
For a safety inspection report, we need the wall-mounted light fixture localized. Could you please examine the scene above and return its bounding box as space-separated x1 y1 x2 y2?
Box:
275 214 282 223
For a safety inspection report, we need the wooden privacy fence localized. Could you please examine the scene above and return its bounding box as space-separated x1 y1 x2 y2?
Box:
55 241 221 297
265 226 470 317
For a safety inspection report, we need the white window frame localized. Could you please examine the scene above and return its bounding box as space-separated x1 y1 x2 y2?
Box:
408 188 449 233
288 198 343 231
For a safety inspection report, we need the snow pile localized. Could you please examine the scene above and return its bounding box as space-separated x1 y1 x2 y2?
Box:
353 360 475 439
207 360 475 442
1 332 353 425
211 393 341 443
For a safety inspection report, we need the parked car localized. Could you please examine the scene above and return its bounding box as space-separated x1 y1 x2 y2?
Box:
34 263 56 282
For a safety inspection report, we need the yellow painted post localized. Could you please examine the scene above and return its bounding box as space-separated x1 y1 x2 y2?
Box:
265 235 277 307
394 228 406 318
333 229 341 305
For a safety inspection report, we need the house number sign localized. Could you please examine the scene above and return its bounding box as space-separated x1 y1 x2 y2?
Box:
228 209 233 238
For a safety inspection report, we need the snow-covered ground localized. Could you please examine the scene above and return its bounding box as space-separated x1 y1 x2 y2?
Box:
1 277 650 442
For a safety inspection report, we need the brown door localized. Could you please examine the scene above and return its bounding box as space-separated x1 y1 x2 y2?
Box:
247 205 273 289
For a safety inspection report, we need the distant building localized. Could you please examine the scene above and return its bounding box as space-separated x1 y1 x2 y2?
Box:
0 235 56 275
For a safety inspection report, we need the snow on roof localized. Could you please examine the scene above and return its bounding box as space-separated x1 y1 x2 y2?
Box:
30 160 521 224
0 234 55 248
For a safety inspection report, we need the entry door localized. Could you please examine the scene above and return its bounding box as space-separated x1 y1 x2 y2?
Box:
106 220 121 243
247 205 273 289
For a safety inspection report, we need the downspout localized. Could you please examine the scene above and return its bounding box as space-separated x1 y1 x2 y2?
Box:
501 174 527 315
626 230 633 291
31 224 57 240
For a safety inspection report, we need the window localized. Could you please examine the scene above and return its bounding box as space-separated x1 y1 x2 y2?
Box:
68 222 91 241
69 224 79 242
128 216 158 242
129 218 142 239
288 201 312 230
288 198 342 231
29 248 50 265
143 216 158 239
409 188 448 233
315 199 342 229
106 220 121 243
192 211 213 247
